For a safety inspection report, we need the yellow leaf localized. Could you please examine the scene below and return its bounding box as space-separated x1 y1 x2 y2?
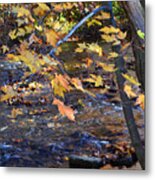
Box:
9 30 17 40
98 62 116 72
45 29 60 47
100 26 120 34
1 45 9 53
51 74 72 98
84 74 103 87
117 31 127 40
7 54 19 61
108 52 118 59
122 73 140 86
75 43 87 53
124 84 137 98
17 7 31 17
38 3 50 11
88 43 103 56
95 75 103 87
101 34 116 43
53 98 75 121
87 19 102 27
96 12 110 20
75 43 102 56
0 85 18 102
17 28 26 37
35 25 43 32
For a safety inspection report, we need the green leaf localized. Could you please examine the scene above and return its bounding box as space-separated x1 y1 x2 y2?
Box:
137 29 145 39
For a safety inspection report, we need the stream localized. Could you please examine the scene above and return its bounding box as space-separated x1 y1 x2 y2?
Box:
0 42 144 169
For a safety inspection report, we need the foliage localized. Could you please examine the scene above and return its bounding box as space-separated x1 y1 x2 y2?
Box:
0 2 145 121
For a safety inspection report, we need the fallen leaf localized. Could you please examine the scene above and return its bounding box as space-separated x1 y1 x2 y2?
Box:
53 98 75 121
122 73 140 86
135 94 145 110
124 84 137 98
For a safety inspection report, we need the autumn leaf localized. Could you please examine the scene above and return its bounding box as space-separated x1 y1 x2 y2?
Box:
101 34 117 43
1 45 9 53
124 84 137 98
122 73 140 86
95 11 110 20
9 29 17 40
0 85 18 102
51 74 72 98
88 43 103 56
16 7 31 17
38 3 50 11
75 43 102 56
121 42 130 52
10 108 23 119
98 62 116 72
100 26 120 34
71 78 85 92
45 29 60 47
53 98 75 121
85 57 93 68
84 74 103 87
135 94 145 110
87 19 102 27
75 43 87 53
107 52 118 59
116 31 127 40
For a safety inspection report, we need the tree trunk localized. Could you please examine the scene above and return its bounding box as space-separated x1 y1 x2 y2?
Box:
120 1 145 91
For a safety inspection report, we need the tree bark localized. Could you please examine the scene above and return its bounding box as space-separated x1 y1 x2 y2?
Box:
120 1 145 91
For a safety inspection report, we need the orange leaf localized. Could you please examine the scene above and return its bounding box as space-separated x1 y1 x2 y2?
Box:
71 78 84 92
135 94 145 110
53 98 75 121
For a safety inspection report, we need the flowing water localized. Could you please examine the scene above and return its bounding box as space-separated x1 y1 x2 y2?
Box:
0 42 144 169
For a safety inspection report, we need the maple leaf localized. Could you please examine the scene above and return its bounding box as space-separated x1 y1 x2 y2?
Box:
117 31 127 40
75 43 87 53
51 74 72 98
122 73 140 86
98 62 116 72
71 78 85 92
16 7 31 17
124 84 137 98
75 43 102 56
95 11 110 20
87 19 102 27
101 34 117 43
135 94 145 110
9 30 17 40
45 29 60 47
38 3 50 11
88 43 103 56
100 26 120 34
83 74 103 87
0 85 18 102
10 108 23 119
53 98 75 121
